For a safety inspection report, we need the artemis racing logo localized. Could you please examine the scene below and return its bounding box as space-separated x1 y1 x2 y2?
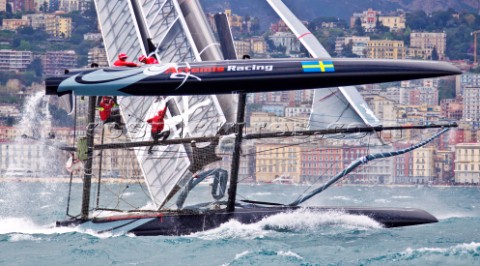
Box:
227 65 273 71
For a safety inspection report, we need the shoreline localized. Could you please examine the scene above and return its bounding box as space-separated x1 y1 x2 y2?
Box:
0 177 145 184
0 177 478 188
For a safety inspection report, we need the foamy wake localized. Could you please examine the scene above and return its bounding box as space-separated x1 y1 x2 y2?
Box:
0 217 118 239
0 217 74 236
191 209 382 240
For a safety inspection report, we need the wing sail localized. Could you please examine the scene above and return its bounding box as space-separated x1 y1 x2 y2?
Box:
266 0 381 129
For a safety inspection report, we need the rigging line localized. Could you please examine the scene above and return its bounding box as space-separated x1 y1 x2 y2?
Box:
300 132 428 191
99 183 141 211
289 127 450 206
242 138 318 156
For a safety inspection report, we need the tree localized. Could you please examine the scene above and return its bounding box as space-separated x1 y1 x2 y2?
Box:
27 58 43 77
342 41 358 58
438 79 456 101
352 18 364 36
17 40 32 50
406 10 428 30
431 46 439 60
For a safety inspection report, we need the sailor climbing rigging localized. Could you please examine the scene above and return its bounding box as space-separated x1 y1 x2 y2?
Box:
147 100 170 154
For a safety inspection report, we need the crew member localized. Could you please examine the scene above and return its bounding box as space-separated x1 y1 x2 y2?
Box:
139 54 159 64
113 53 139 67
147 103 170 154
98 96 115 122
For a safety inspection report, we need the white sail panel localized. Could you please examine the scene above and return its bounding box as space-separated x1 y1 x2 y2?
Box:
94 0 229 208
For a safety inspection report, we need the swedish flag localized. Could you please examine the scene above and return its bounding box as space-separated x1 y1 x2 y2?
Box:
302 61 335 73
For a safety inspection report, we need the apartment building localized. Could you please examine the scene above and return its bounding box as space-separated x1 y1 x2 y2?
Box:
455 143 480 184
367 40 406 59
0 49 33 72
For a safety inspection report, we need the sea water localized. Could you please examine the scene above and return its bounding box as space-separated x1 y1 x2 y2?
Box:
0 182 479 266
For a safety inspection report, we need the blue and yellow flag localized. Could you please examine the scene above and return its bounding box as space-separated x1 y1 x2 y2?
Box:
301 61 335 73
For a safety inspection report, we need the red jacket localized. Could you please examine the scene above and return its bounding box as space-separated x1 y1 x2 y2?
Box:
99 97 115 121
147 105 168 133
113 59 138 67
145 57 158 64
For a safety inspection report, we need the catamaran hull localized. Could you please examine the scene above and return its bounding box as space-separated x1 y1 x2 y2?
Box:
45 58 461 97
56 206 438 236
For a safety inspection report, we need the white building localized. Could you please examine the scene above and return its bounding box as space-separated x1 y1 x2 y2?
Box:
463 87 480 122
285 106 311 117
455 143 480 184
268 31 301 55
0 49 33 72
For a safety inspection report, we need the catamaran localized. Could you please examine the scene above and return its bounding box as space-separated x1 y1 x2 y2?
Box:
44 0 462 236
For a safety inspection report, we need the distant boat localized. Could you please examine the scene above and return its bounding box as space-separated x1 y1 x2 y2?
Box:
271 176 294 185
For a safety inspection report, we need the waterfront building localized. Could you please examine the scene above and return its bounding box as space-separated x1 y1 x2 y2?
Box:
399 86 439 106
0 106 21 124
440 98 463 121
378 14 406 31
343 144 393 184
409 32 446 60
234 40 250 59
2 19 29 31
224 9 242 28
392 142 414 184
59 0 81 12
88 47 109 67
367 40 406 59
462 87 480 122
84 32 103 42
285 106 311 117
413 147 435 184
268 31 301 55
457 73 480 97
22 13 51 29
261 105 285 117
255 141 302 183
434 150 455 184
0 125 73 177
0 49 33 73
454 143 480 184
249 37 267 56
248 112 308 133
45 15 72 39
44 50 77 76
335 36 370 57
270 19 290 33
369 95 397 125
352 8 381 32
301 144 343 184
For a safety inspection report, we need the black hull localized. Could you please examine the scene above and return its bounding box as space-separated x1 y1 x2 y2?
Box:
45 58 461 96
56 206 438 236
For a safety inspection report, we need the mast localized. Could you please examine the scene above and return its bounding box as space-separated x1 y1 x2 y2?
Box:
226 93 246 212
80 96 96 220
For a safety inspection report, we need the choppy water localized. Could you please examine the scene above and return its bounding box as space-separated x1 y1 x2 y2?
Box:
1 182 479 265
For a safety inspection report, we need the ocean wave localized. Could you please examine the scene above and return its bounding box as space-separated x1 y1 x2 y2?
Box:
434 212 473 220
222 249 303 266
374 198 391 204
400 242 480 259
365 242 480 263
391 195 413 199
8 233 42 242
